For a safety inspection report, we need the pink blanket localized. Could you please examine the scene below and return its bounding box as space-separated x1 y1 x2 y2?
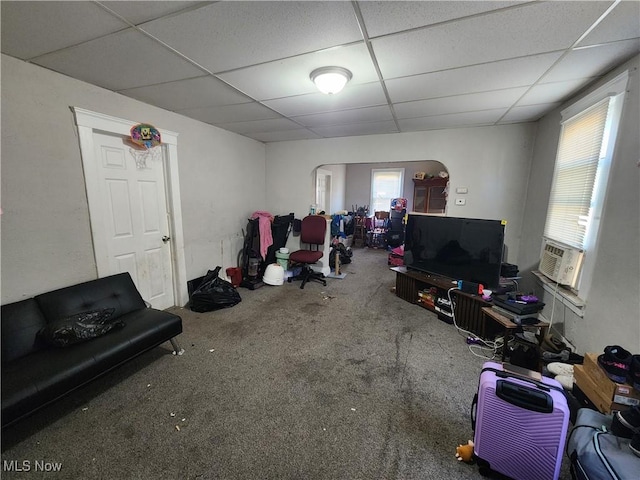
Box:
251 211 274 260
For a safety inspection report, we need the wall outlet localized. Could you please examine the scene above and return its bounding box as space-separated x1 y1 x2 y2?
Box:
455 198 466 205
456 187 468 194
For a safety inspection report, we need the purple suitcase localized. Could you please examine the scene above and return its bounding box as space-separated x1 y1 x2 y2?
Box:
472 361 570 480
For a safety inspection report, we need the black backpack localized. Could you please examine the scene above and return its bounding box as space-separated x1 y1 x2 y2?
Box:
508 340 540 371
329 243 352 266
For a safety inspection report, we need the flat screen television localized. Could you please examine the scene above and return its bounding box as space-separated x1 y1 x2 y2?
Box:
403 214 505 289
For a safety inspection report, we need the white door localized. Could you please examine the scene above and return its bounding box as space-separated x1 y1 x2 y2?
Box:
316 169 332 214
91 132 174 309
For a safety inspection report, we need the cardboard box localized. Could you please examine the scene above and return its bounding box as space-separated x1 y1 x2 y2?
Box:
573 365 631 414
583 352 640 406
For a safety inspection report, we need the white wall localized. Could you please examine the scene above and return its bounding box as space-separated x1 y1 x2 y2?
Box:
344 160 446 213
265 124 537 265
1 54 267 303
519 55 640 353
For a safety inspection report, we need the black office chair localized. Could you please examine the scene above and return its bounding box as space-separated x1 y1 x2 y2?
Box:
287 215 327 289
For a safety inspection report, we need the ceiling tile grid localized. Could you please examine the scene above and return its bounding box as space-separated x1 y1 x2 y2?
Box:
262 82 388 117
139 1 364 73
291 104 394 128
119 75 253 112
1 0 638 143
217 43 379 101
0 1 130 59
32 28 206 91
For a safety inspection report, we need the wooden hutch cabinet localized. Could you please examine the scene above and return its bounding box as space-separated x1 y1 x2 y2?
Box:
412 177 448 214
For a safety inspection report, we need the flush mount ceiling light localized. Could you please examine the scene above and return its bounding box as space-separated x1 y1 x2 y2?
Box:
310 66 352 95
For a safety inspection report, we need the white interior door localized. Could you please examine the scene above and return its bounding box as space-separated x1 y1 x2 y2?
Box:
91 132 174 309
316 168 332 214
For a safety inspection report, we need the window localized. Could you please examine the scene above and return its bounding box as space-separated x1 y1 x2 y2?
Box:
542 71 628 295
371 168 404 213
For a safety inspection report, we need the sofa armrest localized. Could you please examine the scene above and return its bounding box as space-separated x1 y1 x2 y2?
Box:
1 299 48 363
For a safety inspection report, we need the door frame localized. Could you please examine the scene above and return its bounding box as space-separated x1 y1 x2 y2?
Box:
72 107 188 307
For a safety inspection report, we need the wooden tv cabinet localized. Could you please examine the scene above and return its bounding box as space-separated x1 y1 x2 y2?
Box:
391 266 491 336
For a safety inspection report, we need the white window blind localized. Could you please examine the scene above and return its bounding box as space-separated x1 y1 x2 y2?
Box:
543 98 611 249
371 168 404 213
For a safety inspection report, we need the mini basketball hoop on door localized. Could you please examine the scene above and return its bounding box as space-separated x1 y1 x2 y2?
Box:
129 146 162 169
125 123 162 169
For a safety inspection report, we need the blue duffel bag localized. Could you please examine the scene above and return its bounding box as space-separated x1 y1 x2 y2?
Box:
567 408 640 480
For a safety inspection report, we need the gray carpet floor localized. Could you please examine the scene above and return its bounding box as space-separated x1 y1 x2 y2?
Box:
1 247 573 479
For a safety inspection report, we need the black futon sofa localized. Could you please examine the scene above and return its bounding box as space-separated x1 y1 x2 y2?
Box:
1 272 183 428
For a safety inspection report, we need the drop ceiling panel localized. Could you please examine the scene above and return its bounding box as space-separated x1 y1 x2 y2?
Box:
311 120 399 138
542 39 640 83
246 129 323 143
394 88 529 119
178 102 283 125
517 78 595 106
0 1 129 59
263 82 388 116
33 29 204 91
577 0 640 47
99 1 206 26
292 105 393 127
398 109 508 131
119 76 251 111
215 118 303 135
218 43 376 100
385 52 563 103
358 0 526 38
372 1 612 79
499 103 562 123
140 1 363 73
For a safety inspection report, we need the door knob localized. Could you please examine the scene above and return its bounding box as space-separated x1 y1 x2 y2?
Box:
162 236 171 243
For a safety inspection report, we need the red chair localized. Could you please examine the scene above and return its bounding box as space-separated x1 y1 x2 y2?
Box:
287 215 327 289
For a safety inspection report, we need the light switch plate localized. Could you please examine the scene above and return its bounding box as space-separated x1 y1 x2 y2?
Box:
456 187 468 194
455 198 466 206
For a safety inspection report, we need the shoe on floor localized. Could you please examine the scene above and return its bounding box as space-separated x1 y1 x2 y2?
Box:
629 354 640 391
611 406 640 439
597 345 632 383
541 334 566 354
542 350 570 362
630 433 640 458
547 362 574 376
554 374 574 391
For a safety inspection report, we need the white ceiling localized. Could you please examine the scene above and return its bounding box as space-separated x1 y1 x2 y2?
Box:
2 1 639 143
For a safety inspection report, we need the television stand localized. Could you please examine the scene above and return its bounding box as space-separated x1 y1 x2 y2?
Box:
480 307 549 364
391 266 490 335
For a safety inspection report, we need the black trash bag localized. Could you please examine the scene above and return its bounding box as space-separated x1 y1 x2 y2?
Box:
37 308 124 348
190 266 242 313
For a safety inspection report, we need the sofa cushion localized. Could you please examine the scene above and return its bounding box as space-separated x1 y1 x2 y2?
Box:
37 308 122 348
89 308 182 369
35 272 146 323
1 299 48 363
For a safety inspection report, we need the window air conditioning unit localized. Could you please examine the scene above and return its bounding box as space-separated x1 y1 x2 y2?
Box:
538 238 584 288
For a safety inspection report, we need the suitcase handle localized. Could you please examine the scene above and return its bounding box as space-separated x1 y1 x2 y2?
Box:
496 380 554 413
483 366 564 394
471 393 478 431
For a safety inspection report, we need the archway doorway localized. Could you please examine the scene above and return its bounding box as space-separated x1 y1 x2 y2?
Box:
314 160 449 215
